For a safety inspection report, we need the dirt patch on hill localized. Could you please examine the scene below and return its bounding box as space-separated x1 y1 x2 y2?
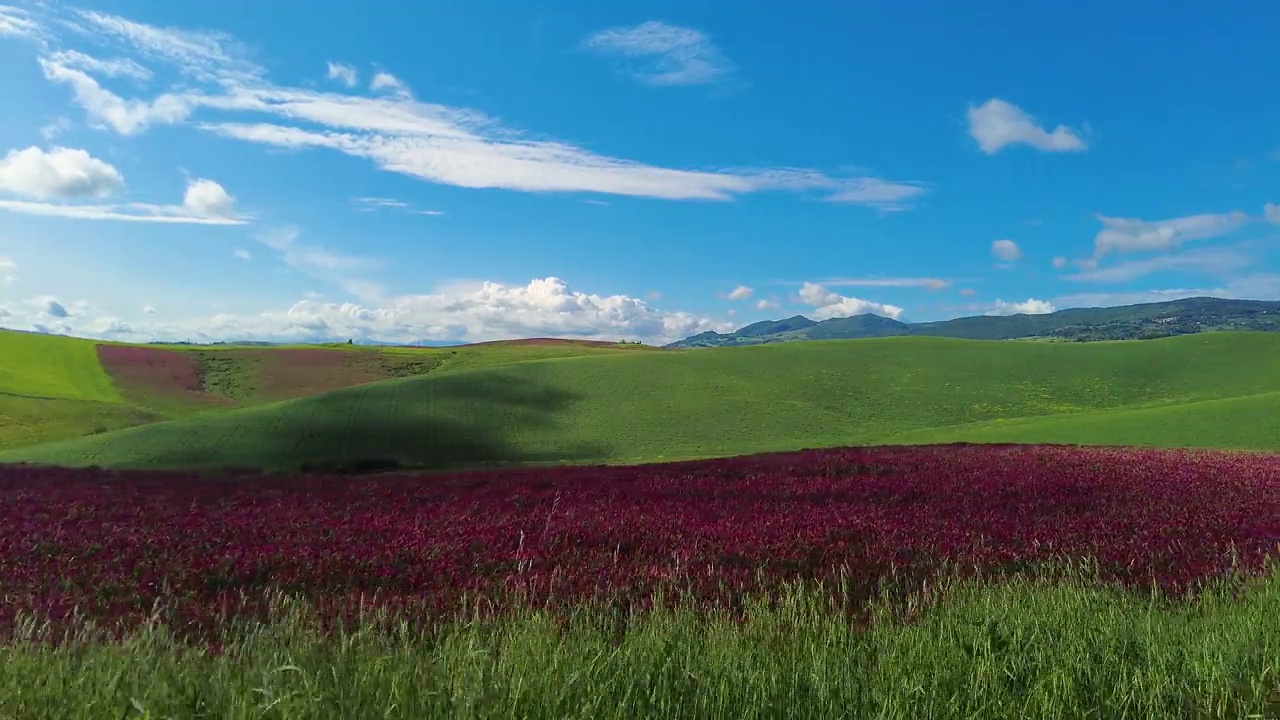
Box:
189 348 443 404
95 345 234 410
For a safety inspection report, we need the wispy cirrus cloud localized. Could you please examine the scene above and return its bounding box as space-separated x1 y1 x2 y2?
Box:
968 99 1087 154
1091 211 1248 257
818 276 952 290
583 21 734 87
0 4 39 38
19 6 927 209
1063 246 1253 283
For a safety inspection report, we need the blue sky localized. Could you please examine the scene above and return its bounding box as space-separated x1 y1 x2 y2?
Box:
0 0 1278 344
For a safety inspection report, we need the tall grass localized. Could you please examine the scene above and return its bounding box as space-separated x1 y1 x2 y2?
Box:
4 561 1277 719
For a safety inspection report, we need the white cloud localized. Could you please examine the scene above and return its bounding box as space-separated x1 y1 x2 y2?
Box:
0 255 15 286
1052 275 1280 309
143 304 157 314
0 176 246 224
1265 203 1279 224
38 58 206 135
325 62 357 88
2 277 739 346
47 50 151 81
0 199 248 224
1092 211 1248 257
823 177 927 211
958 288 976 297
727 285 753 300
30 295 70 318
985 298 1055 316
233 248 251 260
1052 256 1068 269
0 146 124 199
23 9 925 209
69 9 263 83
584 21 733 87
1064 247 1252 283
755 298 779 310
353 196 407 210
370 71 409 97
417 209 445 216
256 225 382 300
182 178 236 217
39 117 73 141
798 282 904 320
991 239 1022 262
967 99 1087 154
820 277 950 290
0 5 38 38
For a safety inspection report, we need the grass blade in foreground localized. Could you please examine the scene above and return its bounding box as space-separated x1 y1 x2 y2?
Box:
3 568 1278 719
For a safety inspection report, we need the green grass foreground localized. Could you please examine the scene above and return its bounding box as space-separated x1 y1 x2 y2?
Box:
4 566 1278 719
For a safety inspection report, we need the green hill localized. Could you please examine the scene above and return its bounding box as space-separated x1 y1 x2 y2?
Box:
7 332 1280 472
668 296 1280 348
0 330 661 451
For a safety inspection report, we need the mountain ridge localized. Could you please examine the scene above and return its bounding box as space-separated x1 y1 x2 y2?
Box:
667 297 1280 348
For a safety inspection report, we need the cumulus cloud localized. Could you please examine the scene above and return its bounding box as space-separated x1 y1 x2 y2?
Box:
985 298 1055 316
755 298 779 310
1265 203 1279 224
726 285 753 300
30 295 70 318
1092 211 1248 257
23 8 923 208
182 178 236 217
143 304 157 314
798 282 904 320
583 21 734 87
967 99 1087 154
0 146 124 199
325 61 357 88
1 277 740 346
991 239 1022 262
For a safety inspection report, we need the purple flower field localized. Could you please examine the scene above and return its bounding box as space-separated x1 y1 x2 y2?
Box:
3 444 1278 638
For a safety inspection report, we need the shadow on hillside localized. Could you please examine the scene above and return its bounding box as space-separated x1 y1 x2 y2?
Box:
255 373 610 474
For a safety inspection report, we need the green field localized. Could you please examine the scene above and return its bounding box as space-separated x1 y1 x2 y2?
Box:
7 331 1280 471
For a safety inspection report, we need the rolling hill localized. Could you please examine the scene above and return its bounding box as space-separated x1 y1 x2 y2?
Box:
668 297 1280 348
0 330 658 451
6 332 1280 472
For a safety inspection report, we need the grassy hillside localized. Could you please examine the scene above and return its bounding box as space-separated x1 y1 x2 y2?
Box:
0 330 668 451
0 330 122 402
8 332 1280 472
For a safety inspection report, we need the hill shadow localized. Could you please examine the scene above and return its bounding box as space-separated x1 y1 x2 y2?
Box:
246 372 611 474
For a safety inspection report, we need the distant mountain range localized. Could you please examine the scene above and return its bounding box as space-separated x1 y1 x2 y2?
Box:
666 297 1280 348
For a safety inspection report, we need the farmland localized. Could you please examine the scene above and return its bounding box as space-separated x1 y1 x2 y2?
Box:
1 444 1277 717
8 331 1280 471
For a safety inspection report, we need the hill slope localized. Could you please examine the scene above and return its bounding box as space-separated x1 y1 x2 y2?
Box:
7 332 1280 472
0 330 660 451
668 297 1280 348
